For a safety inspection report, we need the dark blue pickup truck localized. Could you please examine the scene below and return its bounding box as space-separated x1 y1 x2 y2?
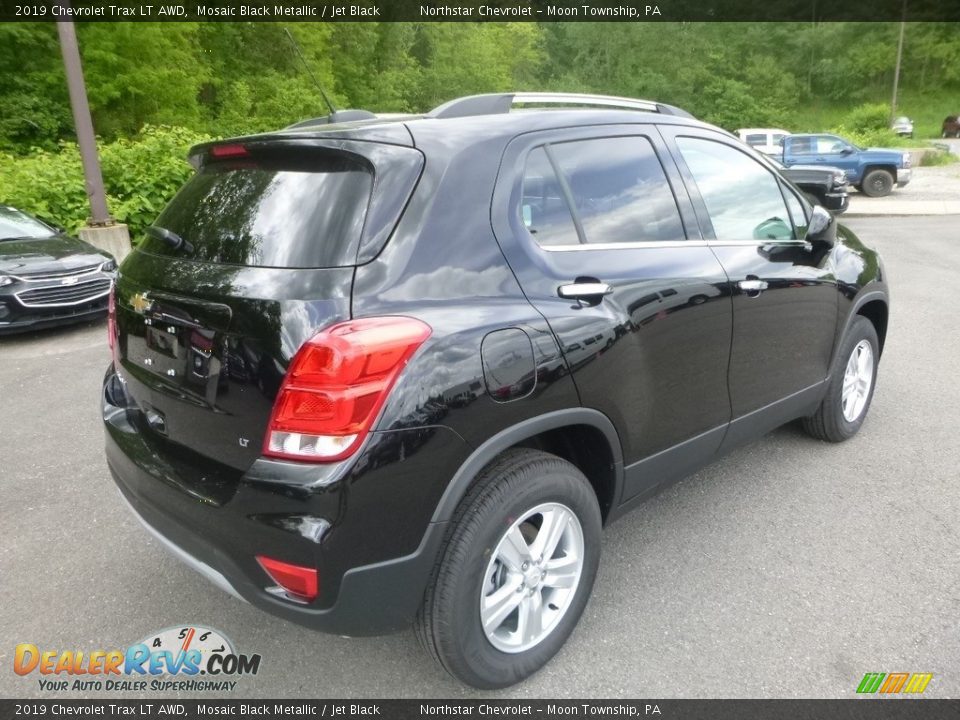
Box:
782 133 912 197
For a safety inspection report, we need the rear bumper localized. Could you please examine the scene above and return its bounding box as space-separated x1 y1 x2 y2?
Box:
117 488 246 602
103 366 459 636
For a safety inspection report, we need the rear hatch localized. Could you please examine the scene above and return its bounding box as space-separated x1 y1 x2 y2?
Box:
113 137 423 474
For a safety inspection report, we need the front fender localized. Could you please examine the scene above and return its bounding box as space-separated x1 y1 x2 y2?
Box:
831 224 889 366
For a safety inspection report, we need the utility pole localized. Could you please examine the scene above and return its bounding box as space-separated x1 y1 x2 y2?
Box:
890 4 907 124
57 18 110 225
56 7 131 259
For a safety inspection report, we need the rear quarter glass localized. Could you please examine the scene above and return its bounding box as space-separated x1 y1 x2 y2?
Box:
142 149 373 269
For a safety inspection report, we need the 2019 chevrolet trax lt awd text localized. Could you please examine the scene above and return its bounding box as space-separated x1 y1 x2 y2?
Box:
103 92 889 689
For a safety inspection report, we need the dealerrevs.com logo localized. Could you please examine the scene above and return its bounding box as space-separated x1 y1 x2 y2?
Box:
14 625 261 692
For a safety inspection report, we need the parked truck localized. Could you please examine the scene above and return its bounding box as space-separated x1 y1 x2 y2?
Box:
781 133 911 198
766 158 849 214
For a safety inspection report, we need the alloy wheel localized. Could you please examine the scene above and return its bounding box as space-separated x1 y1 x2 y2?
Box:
480 503 584 654
841 339 874 422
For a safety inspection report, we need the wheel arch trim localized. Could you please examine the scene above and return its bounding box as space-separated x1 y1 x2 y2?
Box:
430 408 625 523
836 289 889 365
861 164 899 182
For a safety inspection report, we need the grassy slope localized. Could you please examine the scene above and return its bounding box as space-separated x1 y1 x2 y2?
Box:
789 89 958 142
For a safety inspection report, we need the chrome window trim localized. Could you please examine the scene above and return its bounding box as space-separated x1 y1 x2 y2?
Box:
538 239 811 252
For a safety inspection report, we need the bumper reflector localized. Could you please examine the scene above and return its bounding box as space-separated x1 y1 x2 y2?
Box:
256 555 319 603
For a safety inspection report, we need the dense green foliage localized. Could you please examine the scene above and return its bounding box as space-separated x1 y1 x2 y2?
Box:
0 126 209 233
3 21 958 149
1 22 957 230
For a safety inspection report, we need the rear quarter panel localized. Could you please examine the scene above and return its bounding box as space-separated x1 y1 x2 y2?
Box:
352 131 582 450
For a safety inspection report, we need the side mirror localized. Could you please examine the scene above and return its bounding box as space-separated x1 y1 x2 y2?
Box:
806 205 835 246
840 146 854 155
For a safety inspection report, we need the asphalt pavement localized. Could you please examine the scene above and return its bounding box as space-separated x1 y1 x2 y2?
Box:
1 216 958 699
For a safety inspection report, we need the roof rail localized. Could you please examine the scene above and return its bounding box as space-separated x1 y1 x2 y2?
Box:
428 92 695 120
284 109 377 130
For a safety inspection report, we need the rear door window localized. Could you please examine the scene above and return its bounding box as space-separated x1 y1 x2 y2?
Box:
144 151 373 268
520 136 685 247
521 147 581 246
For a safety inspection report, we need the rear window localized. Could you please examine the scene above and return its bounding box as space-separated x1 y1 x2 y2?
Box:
143 152 373 268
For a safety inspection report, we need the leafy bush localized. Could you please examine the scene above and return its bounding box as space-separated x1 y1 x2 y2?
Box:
0 125 210 235
827 124 904 148
0 143 89 233
821 103 910 148
919 148 959 166
100 126 211 231
841 103 891 134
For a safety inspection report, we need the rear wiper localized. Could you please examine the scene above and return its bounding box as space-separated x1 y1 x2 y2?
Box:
147 226 194 254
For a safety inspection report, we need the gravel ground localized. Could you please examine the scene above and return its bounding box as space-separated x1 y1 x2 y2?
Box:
852 138 960 201
864 163 960 202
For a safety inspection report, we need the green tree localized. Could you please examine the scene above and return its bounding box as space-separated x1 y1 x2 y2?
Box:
78 23 207 136
0 23 69 150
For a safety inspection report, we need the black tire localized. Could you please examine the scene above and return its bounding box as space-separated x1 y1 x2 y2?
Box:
415 448 602 689
802 316 880 443
860 169 895 197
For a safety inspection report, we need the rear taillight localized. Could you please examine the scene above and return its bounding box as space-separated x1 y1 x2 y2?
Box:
263 316 432 463
256 556 318 603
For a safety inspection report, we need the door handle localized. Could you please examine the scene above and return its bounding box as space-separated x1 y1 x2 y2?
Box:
558 282 614 300
738 279 769 295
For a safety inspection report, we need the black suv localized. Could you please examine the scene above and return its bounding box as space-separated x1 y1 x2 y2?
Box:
103 93 889 689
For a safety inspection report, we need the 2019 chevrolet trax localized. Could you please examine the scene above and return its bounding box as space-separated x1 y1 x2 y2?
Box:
103 92 889 688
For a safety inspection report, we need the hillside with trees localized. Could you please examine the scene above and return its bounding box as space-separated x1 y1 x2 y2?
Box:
1 22 957 231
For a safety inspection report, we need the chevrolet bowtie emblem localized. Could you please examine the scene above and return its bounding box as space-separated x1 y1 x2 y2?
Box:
131 292 153 314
